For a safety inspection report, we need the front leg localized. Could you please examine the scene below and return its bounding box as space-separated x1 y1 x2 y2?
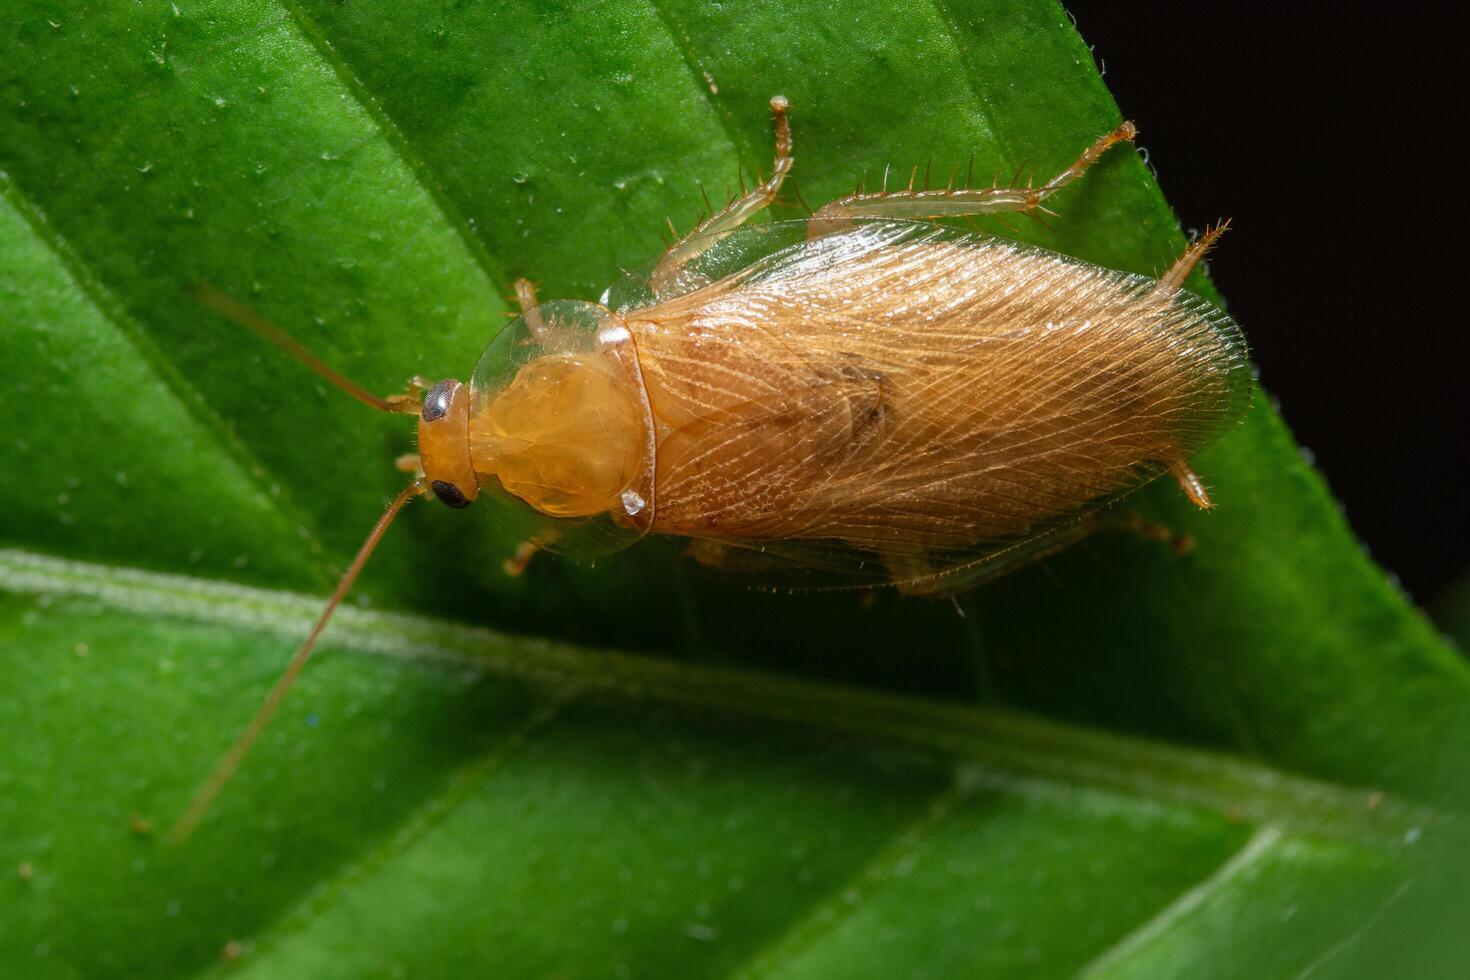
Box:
509 276 551 341
502 539 542 578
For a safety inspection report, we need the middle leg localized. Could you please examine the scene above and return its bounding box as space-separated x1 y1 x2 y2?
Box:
809 121 1136 237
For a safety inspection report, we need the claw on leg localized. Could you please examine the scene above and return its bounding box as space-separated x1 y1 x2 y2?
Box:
502 540 541 578
383 376 434 414
1157 219 1231 293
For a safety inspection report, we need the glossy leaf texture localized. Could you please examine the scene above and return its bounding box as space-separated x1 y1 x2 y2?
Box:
1 2 1466 978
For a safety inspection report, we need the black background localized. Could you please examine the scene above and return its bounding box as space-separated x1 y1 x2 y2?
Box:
1067 5 1465 604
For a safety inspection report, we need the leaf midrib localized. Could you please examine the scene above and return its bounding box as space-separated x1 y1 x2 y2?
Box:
0 547 1436 847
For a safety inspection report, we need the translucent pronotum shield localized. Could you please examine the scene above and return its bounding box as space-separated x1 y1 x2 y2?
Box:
468 299 656 560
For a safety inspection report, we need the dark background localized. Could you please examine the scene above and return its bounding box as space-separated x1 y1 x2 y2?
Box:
1068 5 1465 605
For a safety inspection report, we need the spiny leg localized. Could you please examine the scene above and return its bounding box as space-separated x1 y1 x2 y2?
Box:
650 96 793 297
1155 219 1231 293
1153 222 1228 508
809 121 1137 237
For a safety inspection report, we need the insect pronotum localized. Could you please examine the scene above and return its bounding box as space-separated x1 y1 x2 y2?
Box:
173 96 1249 840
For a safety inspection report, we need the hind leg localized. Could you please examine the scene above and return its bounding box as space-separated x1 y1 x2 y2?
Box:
1170 461 1215 510
887 508 1193 597
1155 221 1230 509
1155 220 1231 293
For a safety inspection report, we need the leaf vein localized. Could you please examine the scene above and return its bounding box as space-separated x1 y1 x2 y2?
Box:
275 0 516 297
200 693 573 977
726 774 971 980
925 0 1017 161
1073 825 1285 978
643 0 759 168
0 172 335 586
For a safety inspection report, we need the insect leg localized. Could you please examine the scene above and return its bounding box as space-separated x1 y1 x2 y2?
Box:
809 121 1136 237
502 539 541 578
1155 220 1231 293
513 277 540 313
1101 510 1196 553
886 502 1190 597
511 276 550 340
1170 461 1215 510
650 96 793 297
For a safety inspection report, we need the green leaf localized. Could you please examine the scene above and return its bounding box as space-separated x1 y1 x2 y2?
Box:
1 1 1465 978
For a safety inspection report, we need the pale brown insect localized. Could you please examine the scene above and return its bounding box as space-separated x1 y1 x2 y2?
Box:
174 97 1248 839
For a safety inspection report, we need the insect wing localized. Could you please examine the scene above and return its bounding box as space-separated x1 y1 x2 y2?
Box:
621 220 1251 590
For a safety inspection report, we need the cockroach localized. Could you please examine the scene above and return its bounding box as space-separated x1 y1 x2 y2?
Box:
172 96 1249 839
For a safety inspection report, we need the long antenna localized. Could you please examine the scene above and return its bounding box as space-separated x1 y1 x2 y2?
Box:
169 477 426 843
193 284 415 415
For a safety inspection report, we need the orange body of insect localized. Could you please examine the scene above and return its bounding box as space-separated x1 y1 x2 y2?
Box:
177 97 1248 839
426 97 1247 588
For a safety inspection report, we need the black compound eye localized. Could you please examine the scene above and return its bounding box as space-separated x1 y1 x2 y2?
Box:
421 379 459 422
431 480 471 509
